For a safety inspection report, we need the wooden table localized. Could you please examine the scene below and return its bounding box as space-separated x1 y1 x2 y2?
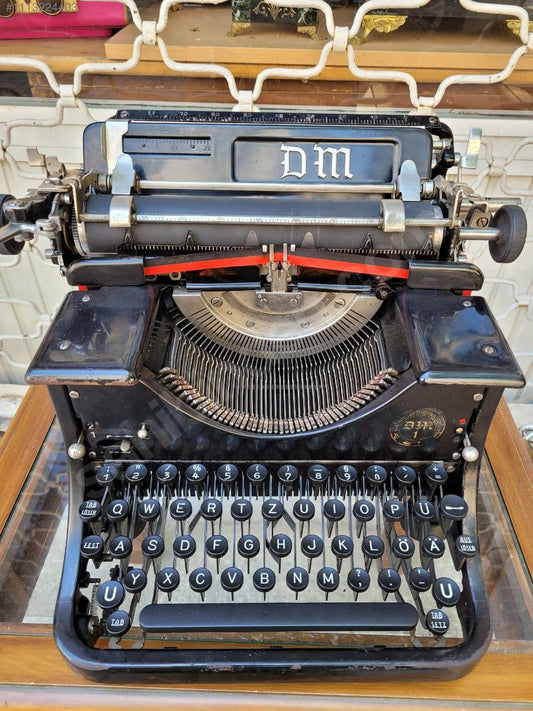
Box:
0 387 532 709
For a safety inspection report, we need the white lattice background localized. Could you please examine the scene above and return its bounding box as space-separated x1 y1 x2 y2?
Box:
0 0 532 428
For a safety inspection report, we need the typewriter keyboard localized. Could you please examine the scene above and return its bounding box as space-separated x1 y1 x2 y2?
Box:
78 460 476 648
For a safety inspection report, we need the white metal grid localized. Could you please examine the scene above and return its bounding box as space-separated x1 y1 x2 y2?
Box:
0 0 532 407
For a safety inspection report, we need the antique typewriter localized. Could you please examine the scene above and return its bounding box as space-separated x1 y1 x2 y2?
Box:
0 110 527 680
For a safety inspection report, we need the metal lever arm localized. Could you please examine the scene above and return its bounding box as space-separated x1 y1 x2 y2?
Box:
0 218 30 256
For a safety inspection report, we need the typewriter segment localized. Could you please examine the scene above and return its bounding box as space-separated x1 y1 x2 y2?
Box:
3 111 526 680
80 457 468 643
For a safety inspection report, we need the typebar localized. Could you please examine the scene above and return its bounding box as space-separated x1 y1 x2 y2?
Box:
139 602 419 633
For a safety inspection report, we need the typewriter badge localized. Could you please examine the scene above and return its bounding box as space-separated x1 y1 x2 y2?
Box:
390 408 446 447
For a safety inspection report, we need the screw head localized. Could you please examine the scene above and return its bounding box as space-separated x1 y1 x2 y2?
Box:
481 344 497 356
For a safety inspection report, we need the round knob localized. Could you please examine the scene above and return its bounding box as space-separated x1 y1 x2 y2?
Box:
68 442 86 460
489 204 527 264
137 424 149 439
462 445 479 462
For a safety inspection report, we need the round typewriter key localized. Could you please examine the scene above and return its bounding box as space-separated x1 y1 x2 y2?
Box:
409 567 433 593
353 499 375 522
185 463 207 486
269 533 292 557
79 499 101 522
293 499 315 521
455 534 478 558
378 568 401 593
245 463 268 485
123 568 147 593
262 499 284 521
125 463 149 484
105 609 131 637
201 498 223 520
96 580 125 610
335 464 357 486
301 534 323 558
331 534 353 558
432 577 461 607
237 534 260 558
173 535 196 559
413 499 435 520
96 463 119 486
426 608 450 636
155 463 178 485
169 498 192 521
216 463 239 484
137 498 161 521
317 567 339 593
422 535 446 558
425 463 448 487
362 535 384 559
80 534 104 559
287 566 309 592
253 567 276 593
189 567 212 593
230 499 253 521
141 534 164 558
323 499 345 522
393 465 416 487
307 464 329 486
221 567 244 592
365 464 388 486
391 535 415 559
277 464 298 486
383 499 405 522
106 499 129 521
108 535 132 559
156 567 180 592
439 494 468 521
206 534 228 558
347 567 370 592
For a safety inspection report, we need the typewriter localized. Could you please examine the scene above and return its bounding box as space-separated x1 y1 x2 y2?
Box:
0 109 527 680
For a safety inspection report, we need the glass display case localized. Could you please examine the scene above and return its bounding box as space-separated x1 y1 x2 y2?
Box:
0 387 531 706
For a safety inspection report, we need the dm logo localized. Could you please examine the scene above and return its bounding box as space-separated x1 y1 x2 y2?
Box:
280 143 354 180
390 409 446 447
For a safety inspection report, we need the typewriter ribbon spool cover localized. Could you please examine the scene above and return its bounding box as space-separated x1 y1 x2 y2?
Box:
1 110 526 680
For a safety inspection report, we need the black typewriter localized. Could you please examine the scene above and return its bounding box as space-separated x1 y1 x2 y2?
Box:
0 110 527 680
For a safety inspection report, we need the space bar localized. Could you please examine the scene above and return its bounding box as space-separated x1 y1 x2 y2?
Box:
139 602 419 633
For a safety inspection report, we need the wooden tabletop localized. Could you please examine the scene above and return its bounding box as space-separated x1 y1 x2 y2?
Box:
0 387 532 709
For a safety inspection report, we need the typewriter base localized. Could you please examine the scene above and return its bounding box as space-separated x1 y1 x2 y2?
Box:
54 601 491 682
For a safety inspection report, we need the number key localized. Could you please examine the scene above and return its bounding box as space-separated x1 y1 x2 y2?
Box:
276 464 298 486
335 464 357 486
155 463 178 485
245 463 268 485
307 464 329 486
216 463 239 484
185 463 207 486
125 463 149 484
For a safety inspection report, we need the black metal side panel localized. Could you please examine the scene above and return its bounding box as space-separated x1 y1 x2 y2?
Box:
26 286 160 385
396 289 525 387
